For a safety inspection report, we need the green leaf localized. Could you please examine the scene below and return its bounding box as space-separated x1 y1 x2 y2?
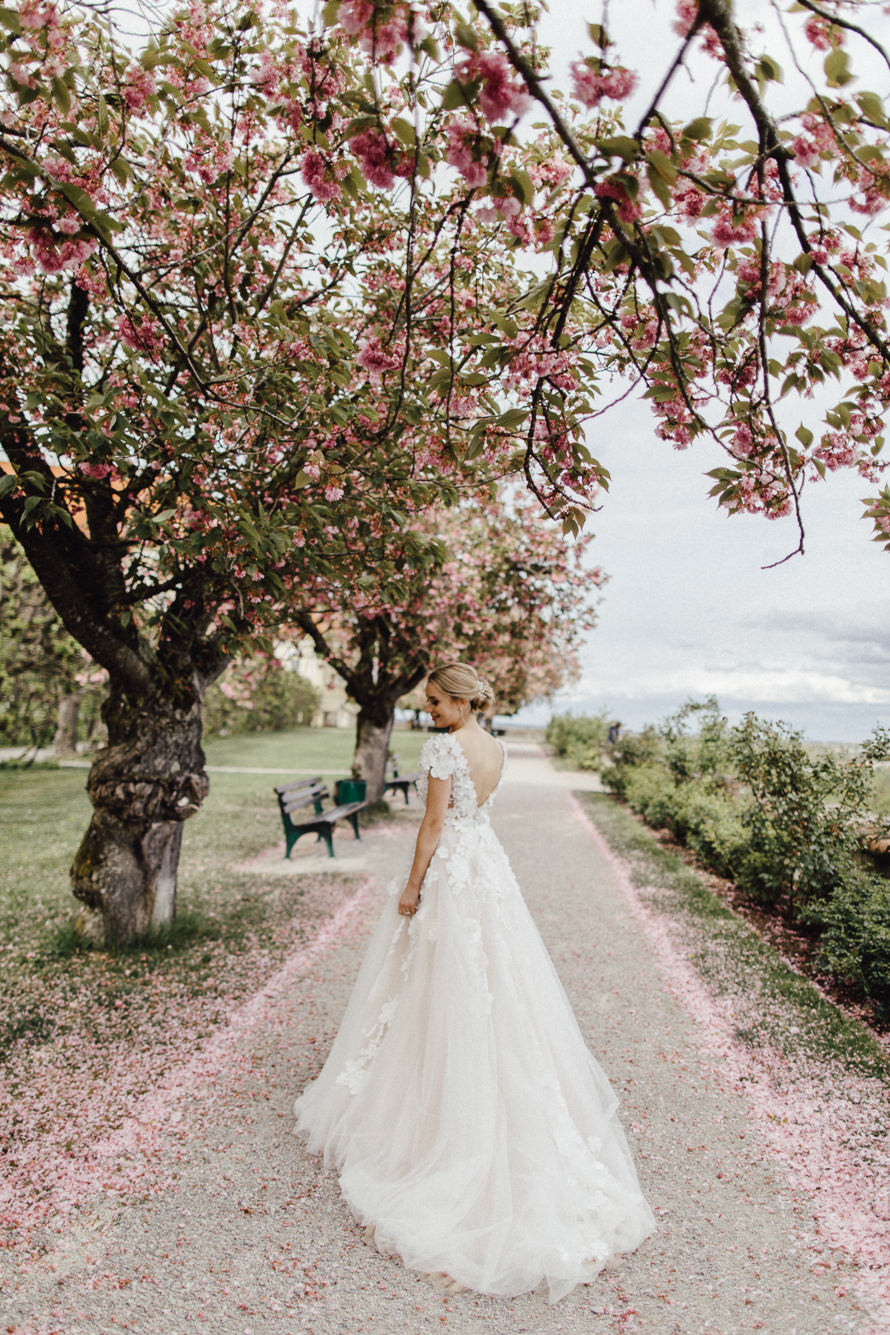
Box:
857 91 886 124
0 473 18 499
108 157 131 186
454 21 479 50
647 162 672 209
824 48 852 86
596 135 639 162
795 425 814 448
682 117 712 142
390 116 416 147
646 149 677 185
56 182 98 219
512 278 552 311
509 169 535 205
441 79 473 112
51 77 71 115
0 6 22 33
601 238 629 272
757 55 783 83
495 408 527 429
321 0 340 25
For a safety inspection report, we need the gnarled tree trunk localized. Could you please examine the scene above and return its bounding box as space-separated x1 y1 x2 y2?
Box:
71 675 209 944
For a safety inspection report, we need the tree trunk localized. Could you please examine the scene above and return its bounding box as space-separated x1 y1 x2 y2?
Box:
53 691 80 755
70 676 208 944
353 706 395 803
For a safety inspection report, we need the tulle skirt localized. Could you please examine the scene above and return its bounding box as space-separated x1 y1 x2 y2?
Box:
294 816 656 1302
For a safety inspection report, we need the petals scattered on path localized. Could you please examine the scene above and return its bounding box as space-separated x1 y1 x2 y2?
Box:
570 792 890 1332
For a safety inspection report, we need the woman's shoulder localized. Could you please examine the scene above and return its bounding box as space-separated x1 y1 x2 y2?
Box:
419 731 460 779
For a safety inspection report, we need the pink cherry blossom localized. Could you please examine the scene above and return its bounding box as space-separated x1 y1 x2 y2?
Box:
358 336 401 377
594 176 641 224
122 65 157 110
446 118 492 187
300 150 341 202
804 15 833 50
116 313 164 357
570 60 637 108
457 50 529 124
349 128 396 190
711 208 758 247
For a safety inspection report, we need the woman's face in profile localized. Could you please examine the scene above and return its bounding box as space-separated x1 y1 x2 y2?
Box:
425 684 463 731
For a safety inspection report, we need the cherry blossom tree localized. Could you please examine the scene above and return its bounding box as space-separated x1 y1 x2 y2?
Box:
293 492 601 800
0 0 601 941
323 0 890 550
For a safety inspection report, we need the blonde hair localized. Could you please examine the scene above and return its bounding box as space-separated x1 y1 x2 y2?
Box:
427 661 495 713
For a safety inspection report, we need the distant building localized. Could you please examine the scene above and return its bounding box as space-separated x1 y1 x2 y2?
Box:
277 639 357 729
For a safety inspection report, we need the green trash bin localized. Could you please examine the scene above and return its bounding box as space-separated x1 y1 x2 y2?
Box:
335 777 367 804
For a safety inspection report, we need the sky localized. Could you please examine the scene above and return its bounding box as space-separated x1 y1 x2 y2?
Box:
513 0 890 741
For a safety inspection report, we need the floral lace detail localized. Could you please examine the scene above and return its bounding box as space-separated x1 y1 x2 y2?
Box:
336 996 399 1094
417 732 506 823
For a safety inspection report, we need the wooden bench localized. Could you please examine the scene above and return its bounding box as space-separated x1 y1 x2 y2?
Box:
384 754 420 805
274 777 367 859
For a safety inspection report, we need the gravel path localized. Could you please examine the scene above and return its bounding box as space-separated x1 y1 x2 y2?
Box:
3 745 878 1334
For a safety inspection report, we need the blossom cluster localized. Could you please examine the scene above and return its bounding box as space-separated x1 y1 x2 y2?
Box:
569 59 637 109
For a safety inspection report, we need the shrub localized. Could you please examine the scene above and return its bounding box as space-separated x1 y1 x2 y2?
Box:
545 712 611 770
805 868 890 1014
673 785 748 881
729 714 883 915
600 725 663 797
594 701 890 1009
661 696 729 780
621 763 680 830
204 657 321 736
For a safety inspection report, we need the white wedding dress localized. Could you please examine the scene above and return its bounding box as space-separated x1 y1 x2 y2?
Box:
294 732 656 1302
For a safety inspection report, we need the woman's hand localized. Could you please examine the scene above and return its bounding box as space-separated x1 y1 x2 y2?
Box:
398 885 421 918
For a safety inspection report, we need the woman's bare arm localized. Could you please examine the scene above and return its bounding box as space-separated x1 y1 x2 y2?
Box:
398 775 451 916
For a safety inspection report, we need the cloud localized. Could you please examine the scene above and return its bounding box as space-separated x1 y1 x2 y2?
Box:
570 664 890 706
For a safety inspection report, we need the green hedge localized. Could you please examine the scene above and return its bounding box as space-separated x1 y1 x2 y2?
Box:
545 712 611 770
561 699 890 1014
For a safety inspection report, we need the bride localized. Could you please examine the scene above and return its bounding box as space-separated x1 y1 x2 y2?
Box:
294 661 656 1302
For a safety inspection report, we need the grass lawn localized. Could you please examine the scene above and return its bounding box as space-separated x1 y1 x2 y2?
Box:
0 726 428 960
202 723 427 778
0 725 426 1239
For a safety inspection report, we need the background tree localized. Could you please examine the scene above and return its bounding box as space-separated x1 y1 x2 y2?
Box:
0 531 105 754
202 652 320 736
294 491 601 799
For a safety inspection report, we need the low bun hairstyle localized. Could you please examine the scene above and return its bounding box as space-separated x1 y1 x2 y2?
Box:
427 661 495 714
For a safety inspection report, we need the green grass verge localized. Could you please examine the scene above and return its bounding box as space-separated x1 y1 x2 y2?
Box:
578 790 890 1084
0 726 427 1066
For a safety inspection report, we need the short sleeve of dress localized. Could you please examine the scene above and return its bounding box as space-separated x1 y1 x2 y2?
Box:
419 733 456 781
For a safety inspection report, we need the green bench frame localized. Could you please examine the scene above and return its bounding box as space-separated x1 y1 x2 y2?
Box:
274 777 367 859
384 754 420 805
